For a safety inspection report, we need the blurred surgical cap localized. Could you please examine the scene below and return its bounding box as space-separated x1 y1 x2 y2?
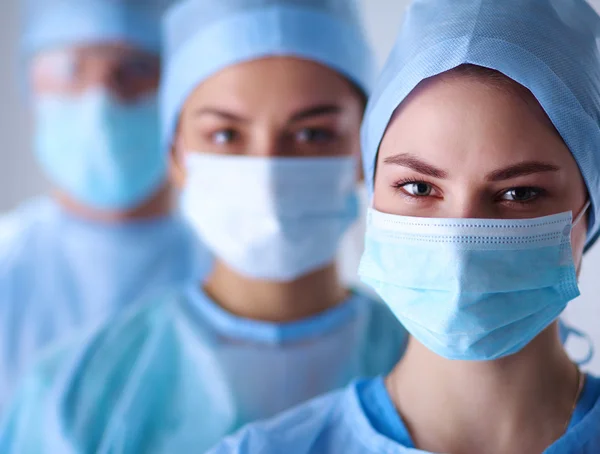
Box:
22 0 177 56
161 0 375 149
361 0 600 248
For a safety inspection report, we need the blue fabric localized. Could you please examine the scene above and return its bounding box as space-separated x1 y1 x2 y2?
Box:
22 0 178 55
206 375 600 453
357 376 412 447
161 0 375 149
360 0 600 249
189 286 363 345
0 198 205 409
569 375 600 429
0 287 407 453
359 209 581 361
34 92 165 209
181 154 359 282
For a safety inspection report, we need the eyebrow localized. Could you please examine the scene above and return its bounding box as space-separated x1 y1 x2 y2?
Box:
383 153 448 179
485 161 560 181
194 108 248 122
194 104 342 124
289 104 342 123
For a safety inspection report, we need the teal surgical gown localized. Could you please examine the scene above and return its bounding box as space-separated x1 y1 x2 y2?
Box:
0 285 407 453
208 374 600 454
0 197 204 409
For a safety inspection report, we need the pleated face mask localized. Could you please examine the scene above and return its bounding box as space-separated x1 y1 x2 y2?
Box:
34 90 165 209
181 153 359 281
359 202 589 361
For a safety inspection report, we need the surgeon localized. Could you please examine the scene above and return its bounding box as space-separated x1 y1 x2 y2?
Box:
208 0 600 453
0 0 206 408
0 0 407 452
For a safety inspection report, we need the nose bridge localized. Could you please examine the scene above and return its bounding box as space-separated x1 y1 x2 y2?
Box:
444 187 493 220
250 121 283 157
82 55 117 92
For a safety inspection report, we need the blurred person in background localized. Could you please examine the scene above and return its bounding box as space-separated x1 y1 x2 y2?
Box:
0 0 407 452
0 0 207 409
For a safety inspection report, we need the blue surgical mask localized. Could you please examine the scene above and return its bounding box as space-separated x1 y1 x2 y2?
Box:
181 154 359 281
33 90 165 209
359 203 590 361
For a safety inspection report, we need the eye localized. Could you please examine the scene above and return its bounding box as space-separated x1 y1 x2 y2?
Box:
211 129 238 145
119 59 157 79
500 187 542 203
401 182 434 197
295 128 334 143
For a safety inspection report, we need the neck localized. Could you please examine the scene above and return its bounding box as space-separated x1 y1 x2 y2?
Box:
203 261 349 323
387 322 581 454
54 183 174 223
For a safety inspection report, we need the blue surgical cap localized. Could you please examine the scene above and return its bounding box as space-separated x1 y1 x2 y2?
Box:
161 0 375 149
362 0 600 249
22 0 177 56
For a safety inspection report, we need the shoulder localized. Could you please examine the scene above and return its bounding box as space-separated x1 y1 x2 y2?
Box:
208 387 352 454
0 289 191 452
0 198 50 272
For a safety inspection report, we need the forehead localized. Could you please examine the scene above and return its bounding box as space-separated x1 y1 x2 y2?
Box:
182 56 361 112
380 73 571 169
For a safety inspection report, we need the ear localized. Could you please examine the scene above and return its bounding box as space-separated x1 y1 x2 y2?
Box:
168 135 187 189
355 150 364 183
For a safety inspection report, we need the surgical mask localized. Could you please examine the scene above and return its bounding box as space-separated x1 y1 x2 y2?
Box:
359 203 590 361
180 153 359 281
34 90 165 209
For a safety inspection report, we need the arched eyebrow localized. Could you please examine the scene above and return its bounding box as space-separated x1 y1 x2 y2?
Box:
193 104 342 124
194 108 248 123
485 161 560 181
289 105 342 123
382 153 447 179
382 153 559 181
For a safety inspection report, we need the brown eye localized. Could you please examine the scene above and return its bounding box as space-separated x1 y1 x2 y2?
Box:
402 182 433 197
501 187 541 202
212 129 238 145
295 128 334 143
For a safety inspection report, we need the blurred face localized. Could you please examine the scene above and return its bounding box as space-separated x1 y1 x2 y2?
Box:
374 73 589 265
30 43 160 103
174 56 364 171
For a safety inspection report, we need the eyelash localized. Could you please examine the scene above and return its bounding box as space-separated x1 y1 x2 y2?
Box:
392 178 439 200
495 187 548 205
391 179 548 205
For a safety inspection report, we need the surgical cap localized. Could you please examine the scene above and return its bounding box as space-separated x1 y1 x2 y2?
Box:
22 0 177 56
361 0 600 249
161 0 375 148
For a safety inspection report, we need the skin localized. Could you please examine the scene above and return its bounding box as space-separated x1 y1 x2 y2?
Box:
377 72 589 454
30 43 173 222
172 57 365 322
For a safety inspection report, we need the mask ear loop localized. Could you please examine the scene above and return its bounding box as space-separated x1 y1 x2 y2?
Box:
562 324 595 366
573 201 591 227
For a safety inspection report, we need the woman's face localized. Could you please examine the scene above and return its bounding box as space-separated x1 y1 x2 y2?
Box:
175 57 364 161
374 73 589 265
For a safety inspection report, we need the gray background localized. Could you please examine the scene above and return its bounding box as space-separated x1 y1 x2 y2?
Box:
0 0 598 372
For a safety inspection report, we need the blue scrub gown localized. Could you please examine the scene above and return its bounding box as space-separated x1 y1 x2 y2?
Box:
0 284 407 453
208 375 600 454
0 197 204 408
